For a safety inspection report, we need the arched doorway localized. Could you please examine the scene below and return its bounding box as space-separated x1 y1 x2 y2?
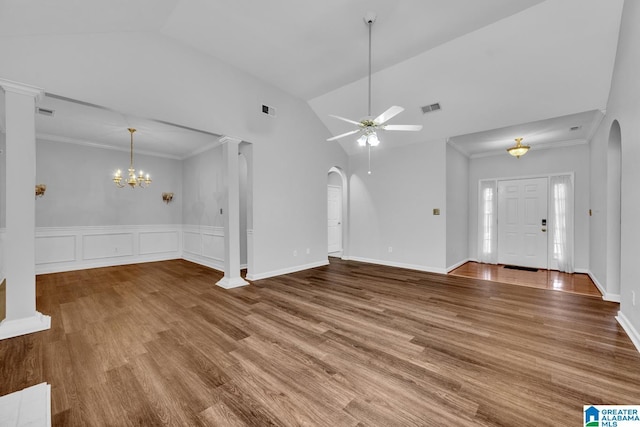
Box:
328 167 347 258
606 120 622 299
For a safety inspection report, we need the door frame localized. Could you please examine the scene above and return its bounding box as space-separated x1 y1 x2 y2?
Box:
328 167 348 258
327 184 343 254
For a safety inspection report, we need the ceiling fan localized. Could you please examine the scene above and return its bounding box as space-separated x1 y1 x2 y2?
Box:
327 12 423 151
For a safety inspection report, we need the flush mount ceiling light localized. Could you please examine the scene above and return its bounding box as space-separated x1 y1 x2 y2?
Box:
326 12 423 174
507 137 530 158
112 128 152 188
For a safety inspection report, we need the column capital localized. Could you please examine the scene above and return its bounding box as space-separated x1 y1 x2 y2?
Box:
219 135 242 145
0 78 44 102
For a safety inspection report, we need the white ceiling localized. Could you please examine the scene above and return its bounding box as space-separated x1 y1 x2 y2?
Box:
0 0 624 158
35 95 220 160
448 109 604 158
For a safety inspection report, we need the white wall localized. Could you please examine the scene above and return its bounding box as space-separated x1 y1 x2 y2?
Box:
0 30 348 280
0 133 5 229
347 139 447 273
182 146 224 228
590 0 640 349
180 145 225 271
446 144 469 270
468 144 591 271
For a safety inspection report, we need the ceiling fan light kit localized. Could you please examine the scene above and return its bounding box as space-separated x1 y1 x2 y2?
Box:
326 12 423 173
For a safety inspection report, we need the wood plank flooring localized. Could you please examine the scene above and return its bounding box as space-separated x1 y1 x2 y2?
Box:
449 261 602 297
1 259 639 426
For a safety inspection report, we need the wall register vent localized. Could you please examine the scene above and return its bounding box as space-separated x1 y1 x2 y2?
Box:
261 104 276 117
421 103 441 114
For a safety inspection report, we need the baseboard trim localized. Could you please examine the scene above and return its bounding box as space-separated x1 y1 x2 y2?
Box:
588 270 621 302
344 256 447 275
446 258 471 273
181 253 224 272
246 260 329 281
0 311 51 340
36 253 181 274
616 311 640 354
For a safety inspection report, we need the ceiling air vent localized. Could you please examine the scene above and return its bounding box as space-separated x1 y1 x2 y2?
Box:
36 107 55 117
421 103 441 114
570 125 581 131
261 104 276 117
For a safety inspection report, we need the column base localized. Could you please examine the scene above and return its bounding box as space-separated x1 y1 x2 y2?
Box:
0 312 51 340
216 276 249 289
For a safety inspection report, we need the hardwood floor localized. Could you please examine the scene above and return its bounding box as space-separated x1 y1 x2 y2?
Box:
449 261 602 297
1 258 638 426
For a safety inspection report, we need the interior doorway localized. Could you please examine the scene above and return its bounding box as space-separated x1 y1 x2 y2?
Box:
327 167 347 258
606 120 622 297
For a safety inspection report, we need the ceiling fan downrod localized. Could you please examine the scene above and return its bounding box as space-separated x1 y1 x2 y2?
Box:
365 13 376 117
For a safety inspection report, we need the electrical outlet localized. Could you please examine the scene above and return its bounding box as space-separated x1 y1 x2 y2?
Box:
293 250 298 257
388 247 393 253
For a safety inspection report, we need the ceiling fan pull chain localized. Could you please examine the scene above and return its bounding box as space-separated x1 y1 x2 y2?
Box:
368 144 372 175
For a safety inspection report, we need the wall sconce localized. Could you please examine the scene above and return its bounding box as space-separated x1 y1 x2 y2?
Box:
162 192 174 204
35 184 46 198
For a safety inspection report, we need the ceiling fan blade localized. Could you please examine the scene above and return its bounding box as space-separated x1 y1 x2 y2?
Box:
383 124 423 131
374 106 404 125
329 114 362 126
327 129 361 141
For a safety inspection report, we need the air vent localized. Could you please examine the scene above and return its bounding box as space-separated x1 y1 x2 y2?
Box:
261 104 276 117
570 125 581 131
36 107 55 117
421 103 441 114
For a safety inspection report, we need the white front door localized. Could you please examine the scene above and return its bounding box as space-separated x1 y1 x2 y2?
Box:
328 185 342 254
497 177 548 268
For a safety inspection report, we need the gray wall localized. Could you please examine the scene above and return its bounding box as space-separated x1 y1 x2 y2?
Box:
35 139 183 227
348 139 447 272
446 144 469 270
0 133 5 228
181 146 224 228
590 0 640 331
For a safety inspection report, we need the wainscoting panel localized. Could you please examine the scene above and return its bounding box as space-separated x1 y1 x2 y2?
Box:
83 232 134 260
182 231 202 256
181 226 224 272
202 230 224 261
35 225 182 274
139 230 180 255
35 234 76 265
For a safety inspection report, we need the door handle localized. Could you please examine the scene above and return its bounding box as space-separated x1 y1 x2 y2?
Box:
338 222 341 225
541 228 547 232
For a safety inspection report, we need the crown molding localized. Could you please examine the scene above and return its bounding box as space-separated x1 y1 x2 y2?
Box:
36 133 182 160
0 79 44 101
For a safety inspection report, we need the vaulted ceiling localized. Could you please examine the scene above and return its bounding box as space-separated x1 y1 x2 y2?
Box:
0 0 624 157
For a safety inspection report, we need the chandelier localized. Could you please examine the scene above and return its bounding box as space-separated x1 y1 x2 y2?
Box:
506 137 530 158
113 128 151 188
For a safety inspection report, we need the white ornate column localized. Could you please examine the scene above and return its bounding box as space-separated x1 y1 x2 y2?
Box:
0 79 51 340
217 136 249 289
